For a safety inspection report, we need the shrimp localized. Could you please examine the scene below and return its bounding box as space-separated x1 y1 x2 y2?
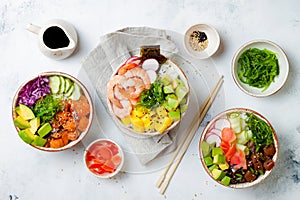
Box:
124 67 151 89
107 75 124 108
119 77 145 99
118 63 138 75
112 100 132 119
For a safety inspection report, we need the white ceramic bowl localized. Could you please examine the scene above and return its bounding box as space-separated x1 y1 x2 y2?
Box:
84 139 124 178
199 108 279 188
232 40 289 97
107 57 190 137
184 23 220 59
12 71 94 152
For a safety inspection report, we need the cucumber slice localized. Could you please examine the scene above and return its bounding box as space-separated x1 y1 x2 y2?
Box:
58 76 65 94
65 84 74 97
69 83 81 100
49 76 61 94
64 78 73 94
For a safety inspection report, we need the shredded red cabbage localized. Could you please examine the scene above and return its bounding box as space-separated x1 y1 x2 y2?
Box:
17 75 51 107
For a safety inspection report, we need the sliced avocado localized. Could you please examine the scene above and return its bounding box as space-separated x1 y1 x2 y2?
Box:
29 117 40 134
160 74 172 86
201 141 211 157
37 123 52 138
219 162 229 170
31 136 47 147
14 116 31 129
69 83 81 100
25 129 36 140
168 110 181 120
211 168 226 181
18 130 34 144
58 76 65 94
221 176 231 186
15 106 21 116
213 154 226 165
180 103 188 113
204 156 213 166
49 76 61 94
166 94 179 109
175 85 188 102
212 147 223 157
208 164 219 172
163 102 174 112
64 78 73 93
163 85 174 94
19 104 35 120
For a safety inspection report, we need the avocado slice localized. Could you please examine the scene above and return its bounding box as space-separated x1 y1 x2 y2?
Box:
211 168 226 181
18 104 35 120
14 116 31 129
166 94 179 109
221 176 231 186
64 78 73 94
204 156 213 166
168 110 181 120
31 136 47 147
160 74 172 86
201 141 211 157
37 123 52 138
69 83 81 100
29 117 40 134
18 130 34 144
208 164 219 172
213 154 226 165
163 85 174 94
212 147 223 157
58 76 66 94
175 85 188 102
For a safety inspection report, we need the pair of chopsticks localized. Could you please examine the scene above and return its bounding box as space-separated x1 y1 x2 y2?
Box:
156 75 224 195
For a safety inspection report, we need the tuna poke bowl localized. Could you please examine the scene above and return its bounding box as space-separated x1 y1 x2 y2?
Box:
107 45 190 136
199 108 278 188
12 72 93 152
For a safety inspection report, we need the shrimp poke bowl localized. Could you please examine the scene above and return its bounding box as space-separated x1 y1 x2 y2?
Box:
107 45 190 137
199 108 278 188
12 72 93 152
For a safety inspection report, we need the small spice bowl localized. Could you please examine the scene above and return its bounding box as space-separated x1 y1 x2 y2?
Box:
184 24 220 59
84 139 124 178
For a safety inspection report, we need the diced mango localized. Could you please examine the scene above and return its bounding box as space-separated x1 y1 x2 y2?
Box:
141 114 151 128
121 116 131 125
133 124 145 133
130 115 144 128
155 117 173 133
132 105 148 118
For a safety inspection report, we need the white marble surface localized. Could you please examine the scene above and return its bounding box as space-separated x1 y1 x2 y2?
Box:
1 0 300 199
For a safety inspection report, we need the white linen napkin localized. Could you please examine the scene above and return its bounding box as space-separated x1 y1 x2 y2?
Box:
81 27 179 164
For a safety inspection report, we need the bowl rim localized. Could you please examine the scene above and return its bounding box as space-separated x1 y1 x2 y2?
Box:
83 138 124 178
199 107 279 189
107 57 191 137
183 23 220 59
12 71 94 152
231 39 289 97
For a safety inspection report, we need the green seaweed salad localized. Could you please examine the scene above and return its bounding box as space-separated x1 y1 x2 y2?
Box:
237 48 279 91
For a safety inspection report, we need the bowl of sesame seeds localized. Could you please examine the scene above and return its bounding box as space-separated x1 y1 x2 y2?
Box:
184 23 220 59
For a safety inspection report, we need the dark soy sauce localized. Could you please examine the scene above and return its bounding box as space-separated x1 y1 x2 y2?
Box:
43 26 70 49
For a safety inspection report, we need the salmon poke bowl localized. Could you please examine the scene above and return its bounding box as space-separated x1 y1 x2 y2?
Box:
107 45 190 137
199 108 278 188
12 72 94 152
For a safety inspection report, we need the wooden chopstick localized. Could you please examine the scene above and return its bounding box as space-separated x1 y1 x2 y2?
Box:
156 75 224 195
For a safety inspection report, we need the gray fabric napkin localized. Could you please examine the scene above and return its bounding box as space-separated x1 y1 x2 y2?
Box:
81 27 179 164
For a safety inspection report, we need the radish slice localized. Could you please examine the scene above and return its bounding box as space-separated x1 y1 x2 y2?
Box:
205 132 222 146
214 118 231 130
125 56 141 65
146 70 157 83
142 58 159 71
210 128 222 137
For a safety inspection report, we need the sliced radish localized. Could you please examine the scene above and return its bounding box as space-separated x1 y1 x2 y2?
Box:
214 118 231 130
125 56 141 65
142 58 159 71
146 70 157 83
205 132 222 146
210 128 222 137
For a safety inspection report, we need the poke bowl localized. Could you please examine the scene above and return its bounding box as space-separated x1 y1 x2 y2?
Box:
84 138 124 178
199 108 278 188
12 71 94 152
106 45 190 137
232 40 289 97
